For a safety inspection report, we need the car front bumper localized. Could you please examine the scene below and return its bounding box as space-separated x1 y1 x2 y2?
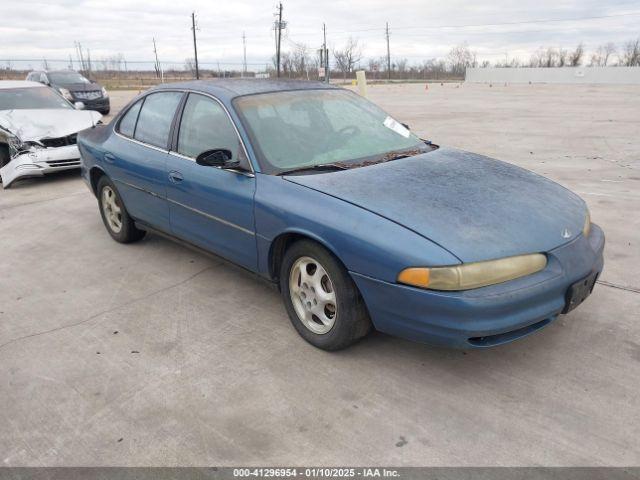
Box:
0 145 81 188
351 223 605 348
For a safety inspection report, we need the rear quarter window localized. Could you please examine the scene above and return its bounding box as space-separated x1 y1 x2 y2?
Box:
118 99 143 138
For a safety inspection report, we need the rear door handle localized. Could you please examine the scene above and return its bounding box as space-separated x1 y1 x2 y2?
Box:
103 152 116 164
168 171 184 183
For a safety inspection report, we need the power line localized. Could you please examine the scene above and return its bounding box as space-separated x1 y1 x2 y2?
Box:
195 10 640 42
318 10 640 34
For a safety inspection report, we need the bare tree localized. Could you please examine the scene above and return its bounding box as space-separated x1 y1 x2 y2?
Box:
290 42 310 78
601 42 616 66
569 43 584 66
281 52 294 77
98 54 126 72
590 42 617 66
557 48 568 67
395 58 409 75
333 37 363 80
543 47 557 67
184 58 196 75
495 55 521 68
620 38 640 66
447 43 477 75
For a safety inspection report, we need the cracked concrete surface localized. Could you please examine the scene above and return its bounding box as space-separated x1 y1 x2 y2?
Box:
0 83 638 466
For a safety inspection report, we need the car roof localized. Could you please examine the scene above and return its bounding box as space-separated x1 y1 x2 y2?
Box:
151 78 339 101
0 80 46 90
28 70 78 73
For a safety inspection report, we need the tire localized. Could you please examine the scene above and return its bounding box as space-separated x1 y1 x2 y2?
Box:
100 108 110 115
280 240 371 350
96 176 145 243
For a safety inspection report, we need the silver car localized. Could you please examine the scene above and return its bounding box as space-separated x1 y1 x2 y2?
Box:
0 80 101 188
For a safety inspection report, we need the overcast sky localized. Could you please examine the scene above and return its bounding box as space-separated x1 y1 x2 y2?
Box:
2 0 640 70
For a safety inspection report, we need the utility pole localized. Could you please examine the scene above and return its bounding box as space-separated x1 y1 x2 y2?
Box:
275 2 284 77
153 38 161 80
242 32 247 77
322 23 329 83
75 41 86 73
385 22 391 81
191 12 200 80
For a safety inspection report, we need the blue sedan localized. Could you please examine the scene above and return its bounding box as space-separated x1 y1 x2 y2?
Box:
78 80 604 350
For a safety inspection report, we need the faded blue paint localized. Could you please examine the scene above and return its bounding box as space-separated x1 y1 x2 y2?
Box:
78 79 605 349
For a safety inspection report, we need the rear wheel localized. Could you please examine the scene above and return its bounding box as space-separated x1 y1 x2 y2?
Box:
280 240 371 350
97 176 145 243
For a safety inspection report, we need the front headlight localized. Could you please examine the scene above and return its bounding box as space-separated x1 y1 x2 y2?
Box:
397 253 547 291
101 87 109 98
58 87 73 101
583 210 591 237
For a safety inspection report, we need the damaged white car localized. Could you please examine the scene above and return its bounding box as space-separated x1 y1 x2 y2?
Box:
0 80 101 188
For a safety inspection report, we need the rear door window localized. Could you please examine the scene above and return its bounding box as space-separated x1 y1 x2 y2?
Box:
133 92 183 149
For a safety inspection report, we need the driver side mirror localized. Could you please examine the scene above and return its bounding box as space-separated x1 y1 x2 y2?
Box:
195 149 240 169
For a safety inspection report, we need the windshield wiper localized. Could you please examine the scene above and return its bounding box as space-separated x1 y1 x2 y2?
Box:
382 148 426 161
277 163 348 176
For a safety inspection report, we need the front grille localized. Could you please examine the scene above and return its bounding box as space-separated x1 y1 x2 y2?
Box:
467 318 553 347
74 90 102 100
41 133 77 148
45 159 81 168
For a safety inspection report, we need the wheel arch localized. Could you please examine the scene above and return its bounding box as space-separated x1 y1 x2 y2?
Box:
268 229 343 283
89 166 107 196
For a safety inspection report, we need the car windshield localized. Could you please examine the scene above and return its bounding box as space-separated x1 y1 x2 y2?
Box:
234 89 427 174
48 71 91 84
0 87 73 110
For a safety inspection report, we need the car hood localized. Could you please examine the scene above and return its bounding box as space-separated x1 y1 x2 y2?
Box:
284 147 587 263
0 109 101 142
55 82 101 92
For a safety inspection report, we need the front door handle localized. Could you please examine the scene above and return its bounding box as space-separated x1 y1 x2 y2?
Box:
103 152 116 164
168 171 184 183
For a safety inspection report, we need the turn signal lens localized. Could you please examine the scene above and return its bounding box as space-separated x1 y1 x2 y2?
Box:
397 268 430 287
397 253 547 291
583 211 591 237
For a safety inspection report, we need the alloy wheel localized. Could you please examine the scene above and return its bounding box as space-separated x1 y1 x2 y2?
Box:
101 186 123 233
289 256 338 334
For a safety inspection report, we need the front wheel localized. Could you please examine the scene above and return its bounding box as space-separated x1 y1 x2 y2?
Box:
280 240 371 350
97 176 145 243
